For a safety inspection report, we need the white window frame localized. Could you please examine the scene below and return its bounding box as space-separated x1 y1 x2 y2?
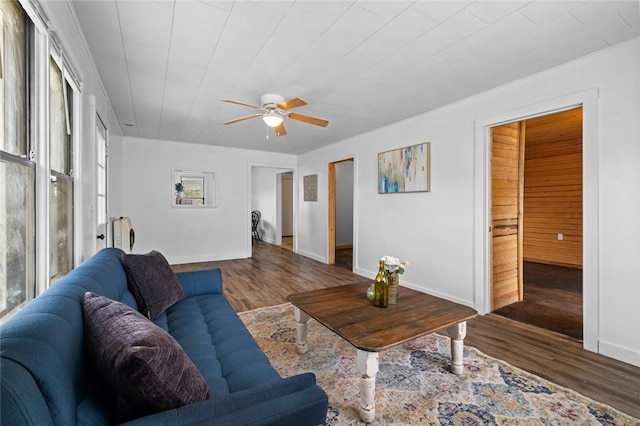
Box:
48 54 75 284
0 0 82 321
171 168 217 208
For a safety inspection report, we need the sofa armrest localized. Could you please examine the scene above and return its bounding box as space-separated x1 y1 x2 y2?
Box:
1 358 55 426
176 269 223 297
120 373 328 426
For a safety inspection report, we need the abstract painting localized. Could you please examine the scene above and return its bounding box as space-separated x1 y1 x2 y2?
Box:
378 142 430 193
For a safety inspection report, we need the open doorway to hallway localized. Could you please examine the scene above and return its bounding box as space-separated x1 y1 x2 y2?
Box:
280 173 294 252
490 108 583 340
328 158 354 271
251 166 294 254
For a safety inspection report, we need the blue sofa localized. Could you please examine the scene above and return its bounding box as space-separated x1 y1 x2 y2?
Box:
0 248 328 425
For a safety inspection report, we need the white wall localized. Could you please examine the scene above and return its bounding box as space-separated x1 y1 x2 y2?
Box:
335 161 354 246
123 137 296 264
297 39 640 367
252 168 276 244
108 134 125 225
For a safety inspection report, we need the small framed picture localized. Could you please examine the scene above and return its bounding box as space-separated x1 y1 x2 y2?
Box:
303 174 318 201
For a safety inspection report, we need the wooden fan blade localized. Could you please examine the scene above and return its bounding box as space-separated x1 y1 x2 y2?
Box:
274 122 287 137
220 99 263 110
223 113 262 125
288 112 329 127
278 97 307 110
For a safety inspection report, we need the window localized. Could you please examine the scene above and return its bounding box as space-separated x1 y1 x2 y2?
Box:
1 1 28 157
49 57 74 284
172 169 216 207
1 0 35 320
181 177 205 205
1 0 80 320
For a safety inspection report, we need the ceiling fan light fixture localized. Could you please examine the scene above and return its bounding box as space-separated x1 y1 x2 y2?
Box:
262 111 283 127
221 95 327 135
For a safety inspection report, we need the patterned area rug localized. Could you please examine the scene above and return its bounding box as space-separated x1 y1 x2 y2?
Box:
239 303 639 425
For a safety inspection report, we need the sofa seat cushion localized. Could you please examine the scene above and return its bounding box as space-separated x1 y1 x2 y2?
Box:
121 250 184 320
82 292 210 412
157 294 281 399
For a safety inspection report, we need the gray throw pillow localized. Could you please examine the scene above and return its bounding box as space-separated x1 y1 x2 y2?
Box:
82 292 209 412
121 250 184 320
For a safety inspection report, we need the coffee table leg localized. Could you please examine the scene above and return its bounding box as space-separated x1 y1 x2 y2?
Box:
356 349 379 423
294 307 309 354
447 321 467 375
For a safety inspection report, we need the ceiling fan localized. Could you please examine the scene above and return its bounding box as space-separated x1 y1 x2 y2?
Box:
220 94 329 137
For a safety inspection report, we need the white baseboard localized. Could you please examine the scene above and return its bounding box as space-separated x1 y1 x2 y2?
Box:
599 340 640 368
401 281 476 310
353 267 475 310
354 267 374 279
296 249 326 263
168 251 249 265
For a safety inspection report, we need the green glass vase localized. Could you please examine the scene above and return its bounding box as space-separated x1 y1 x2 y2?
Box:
373 260 388 308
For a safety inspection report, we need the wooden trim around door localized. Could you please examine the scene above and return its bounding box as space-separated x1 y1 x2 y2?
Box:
328 163 336 264
517 121 526 301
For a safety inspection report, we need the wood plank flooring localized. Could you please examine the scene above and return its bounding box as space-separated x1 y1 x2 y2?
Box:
280 236 293 252
171 242 640 419
494 261 583 340
172 241 361 312
334 247 353 271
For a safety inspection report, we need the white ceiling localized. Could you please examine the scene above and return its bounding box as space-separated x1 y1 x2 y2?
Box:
72 1 639 154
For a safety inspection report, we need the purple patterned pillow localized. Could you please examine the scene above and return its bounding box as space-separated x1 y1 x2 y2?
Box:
121 250 184 320
82 292 209 412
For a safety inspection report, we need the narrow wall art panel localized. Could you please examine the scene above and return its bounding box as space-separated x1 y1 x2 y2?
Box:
378 142 431 193
303 174 318 201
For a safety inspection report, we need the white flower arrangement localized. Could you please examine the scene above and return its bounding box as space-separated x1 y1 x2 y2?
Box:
381 255 409 275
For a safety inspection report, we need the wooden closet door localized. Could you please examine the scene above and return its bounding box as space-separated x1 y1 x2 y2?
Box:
491 122 524 310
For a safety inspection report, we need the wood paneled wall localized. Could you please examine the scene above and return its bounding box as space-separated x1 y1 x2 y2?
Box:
523 108 583 267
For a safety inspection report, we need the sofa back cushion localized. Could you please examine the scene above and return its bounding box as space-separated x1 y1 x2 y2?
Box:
121 250 184 320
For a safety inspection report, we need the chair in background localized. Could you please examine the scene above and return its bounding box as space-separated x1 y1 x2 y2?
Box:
251 210 261 244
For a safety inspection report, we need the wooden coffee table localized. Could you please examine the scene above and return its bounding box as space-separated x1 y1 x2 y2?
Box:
287 281 477 422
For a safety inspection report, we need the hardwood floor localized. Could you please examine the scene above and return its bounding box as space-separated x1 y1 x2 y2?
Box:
494 261 583 340
280 236 293 252
172 242 640 419
334 247 353 271
172 241 361 312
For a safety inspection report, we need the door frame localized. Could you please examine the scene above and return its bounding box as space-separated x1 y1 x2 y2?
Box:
95 111 108 251
474 88 599 352
247 163 297 257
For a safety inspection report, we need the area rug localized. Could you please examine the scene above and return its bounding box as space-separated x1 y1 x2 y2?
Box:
239 303 639 425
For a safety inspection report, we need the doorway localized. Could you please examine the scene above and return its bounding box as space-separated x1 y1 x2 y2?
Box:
250 166 294 253
328 158 354 270
281 172 294 252
490 108 584 340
